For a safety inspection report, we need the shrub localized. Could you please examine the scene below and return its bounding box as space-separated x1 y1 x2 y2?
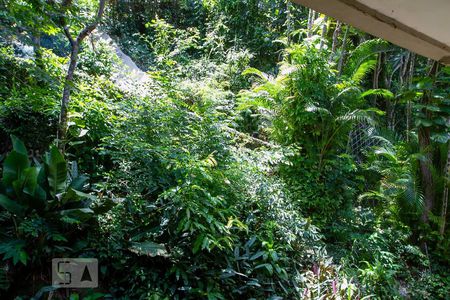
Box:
0 136 112 296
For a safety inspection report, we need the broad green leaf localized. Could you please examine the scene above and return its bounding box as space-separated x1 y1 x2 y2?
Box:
0 194 25 216
431 133 450 144
33 186 47 209
415 119 433 127
21 167 39 197
10 135 27 156
59 208 94 223
69 175 89 191
2 151 30 187
62 188 94 204
45 146 67 198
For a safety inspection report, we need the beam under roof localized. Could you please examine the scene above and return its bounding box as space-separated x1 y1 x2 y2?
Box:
292 0 450 65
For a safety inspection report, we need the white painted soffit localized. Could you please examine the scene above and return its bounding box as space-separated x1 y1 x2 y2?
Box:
291 0 450 65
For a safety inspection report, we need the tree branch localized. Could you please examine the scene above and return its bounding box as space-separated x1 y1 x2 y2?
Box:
77 0 106 42
63 25 75 47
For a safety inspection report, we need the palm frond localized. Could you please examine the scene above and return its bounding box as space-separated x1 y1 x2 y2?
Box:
398 174 424 211
370 135 394 148
344 39 397 76
305 103 332 115
373 146 398 163
359 89 394 100
331 86 361 102
351 59 377 84
337 109 375 126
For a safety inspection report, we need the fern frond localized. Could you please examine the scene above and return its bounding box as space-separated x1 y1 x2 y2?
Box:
237 91 275 111
242 67 270 82
253 81 284 99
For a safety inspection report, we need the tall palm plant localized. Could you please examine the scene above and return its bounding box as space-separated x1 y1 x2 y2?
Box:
239 42 384 169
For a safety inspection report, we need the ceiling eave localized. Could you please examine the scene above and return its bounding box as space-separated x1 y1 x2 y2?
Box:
292 0 450 65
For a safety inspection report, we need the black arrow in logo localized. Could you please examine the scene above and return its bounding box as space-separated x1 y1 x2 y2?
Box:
80 265 92 282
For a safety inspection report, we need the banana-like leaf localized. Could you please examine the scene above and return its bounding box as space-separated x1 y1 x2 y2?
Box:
11 167 40 207
69 175 89 191
20 167 46 210
33 186 47 208
59 208 94 224
10 135 28 156
62 188 95 204
0 194 25 216
21 167 39 197
44 146 67 199
2 151 30 187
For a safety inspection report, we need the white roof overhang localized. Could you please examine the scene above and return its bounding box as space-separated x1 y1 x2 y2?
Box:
292 0 450 65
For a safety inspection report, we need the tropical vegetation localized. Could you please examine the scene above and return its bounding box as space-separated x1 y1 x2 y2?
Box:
0 0 449 299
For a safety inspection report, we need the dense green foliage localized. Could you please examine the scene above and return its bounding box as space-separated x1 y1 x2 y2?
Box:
0 0 449 299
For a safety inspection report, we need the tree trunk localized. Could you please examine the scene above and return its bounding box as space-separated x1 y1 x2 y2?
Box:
373 53 381 89
337 25 349 76
399 51 410 87
31 33 43 67
440 146 450 236
380 53 395 130
286 1 293 46
57 0 106 151
329 20 341 62
406 53 415 142
58 44 80 149
419 61 439 224
419 126 435 224
307 9 316 38
319 16 329 50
